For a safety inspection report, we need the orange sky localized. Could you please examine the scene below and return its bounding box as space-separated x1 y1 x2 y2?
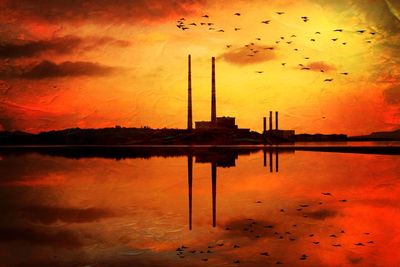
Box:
0 0 400 135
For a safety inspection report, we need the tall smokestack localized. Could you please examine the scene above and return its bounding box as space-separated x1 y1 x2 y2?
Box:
269 111 272 131
211 57 216 126
275 111 278 130
263 117 266 134
187 55 193 130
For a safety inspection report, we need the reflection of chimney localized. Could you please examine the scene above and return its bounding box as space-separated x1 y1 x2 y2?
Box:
269 111 272 131
211 57 216 126
275 111 278 130
187 55 193 131
211 162 217 227
188 155 193 230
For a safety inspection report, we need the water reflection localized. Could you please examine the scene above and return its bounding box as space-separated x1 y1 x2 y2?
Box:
0 148 399 266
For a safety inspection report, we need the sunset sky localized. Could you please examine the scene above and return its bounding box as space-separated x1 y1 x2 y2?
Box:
0 0 400 135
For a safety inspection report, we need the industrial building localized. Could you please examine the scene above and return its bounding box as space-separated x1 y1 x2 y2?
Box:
186 54 294 142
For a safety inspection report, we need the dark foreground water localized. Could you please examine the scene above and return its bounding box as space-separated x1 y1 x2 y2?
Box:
0 147 399 267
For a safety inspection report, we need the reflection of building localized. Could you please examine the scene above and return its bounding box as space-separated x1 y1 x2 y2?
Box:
187 149 290 230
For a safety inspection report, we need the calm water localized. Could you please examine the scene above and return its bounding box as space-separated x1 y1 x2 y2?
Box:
0 148 399 267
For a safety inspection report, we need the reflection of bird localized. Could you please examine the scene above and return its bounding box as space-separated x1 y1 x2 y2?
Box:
234 12 241 16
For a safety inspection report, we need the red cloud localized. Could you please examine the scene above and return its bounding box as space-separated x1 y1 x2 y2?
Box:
305 61 336 72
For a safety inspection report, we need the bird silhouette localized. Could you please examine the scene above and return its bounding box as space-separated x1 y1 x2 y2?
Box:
256 71 264 74
310 39 316 42
233 244 240 248
301 67 310 70
256 37 261 40
208 23 214 26
313 241 320 244
202 15 209 18
286 41 292 44
217 29 225 32
356 30 366 33
340 73 348 75
234 27 241 31
334 29 343 32
226 45 232 48
261 20 271 24
332 38 338 41
260 252 270 256
342 42 347 45
315 31 321 34
322 192 332 195
354 242 365 246
234 260 240 264
324 79 333 82
291 34 297 37
281 63 286 66
188 23 197 26
208 27 215 30
276 12 285 15
332 244 341 247
370 32 376 35
200 22 206 25
234 12 241 16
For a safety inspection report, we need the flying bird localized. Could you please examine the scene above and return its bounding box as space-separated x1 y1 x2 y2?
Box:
255 71 264 73
256 38 261 40
281 63 286 66
208 22 214 26
332 38 338 41
356 30 366 33
324 79 333 82
334 29 343 32
261 20 271 24
202 15 209 18
217 29 225 32
276 12 285 15
234 12 241 16
310 39 316 42
189 23 197 26
342 42 347 45
226 45 232 48
200 22 206 25
315 31 321 34
234 27 241 31
291 34 297 37
286 41 292 44
340 72 348 75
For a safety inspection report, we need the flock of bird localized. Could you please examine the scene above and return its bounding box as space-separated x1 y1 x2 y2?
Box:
176 11 378 83
174 192 374 265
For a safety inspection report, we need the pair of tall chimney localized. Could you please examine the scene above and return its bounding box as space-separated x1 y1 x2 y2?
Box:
187 55 216 130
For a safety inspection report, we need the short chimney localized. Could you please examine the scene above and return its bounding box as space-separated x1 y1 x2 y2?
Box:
275 111 278 130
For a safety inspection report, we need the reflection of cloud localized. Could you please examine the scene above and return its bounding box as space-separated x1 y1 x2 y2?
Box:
22 205 115 224
0 36 131 59
0 227 83 248
303 209 337 220
221 217 277 240
219 45 276 65
0 60 116 80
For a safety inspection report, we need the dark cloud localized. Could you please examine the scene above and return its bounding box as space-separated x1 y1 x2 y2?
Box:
0 60 116 80
0 0 203 25
304 61 336 72
21 205 115 224
219 45 277 65
302 209 338 220
383 84 400 105
0 227 83 248
0 36 131 59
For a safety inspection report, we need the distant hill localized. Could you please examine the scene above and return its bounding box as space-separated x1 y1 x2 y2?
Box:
351 129 400 141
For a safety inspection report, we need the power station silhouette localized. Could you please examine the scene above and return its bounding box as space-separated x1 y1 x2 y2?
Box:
186 55 295 142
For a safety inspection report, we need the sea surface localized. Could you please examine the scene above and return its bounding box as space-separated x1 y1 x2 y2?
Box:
0 145 399 266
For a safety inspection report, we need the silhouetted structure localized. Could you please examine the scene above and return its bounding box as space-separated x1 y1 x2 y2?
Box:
187 55 193 131
265 110 295 141
194 57 249 132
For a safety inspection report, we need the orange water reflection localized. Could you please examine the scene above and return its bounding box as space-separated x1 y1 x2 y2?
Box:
0 149 399 266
